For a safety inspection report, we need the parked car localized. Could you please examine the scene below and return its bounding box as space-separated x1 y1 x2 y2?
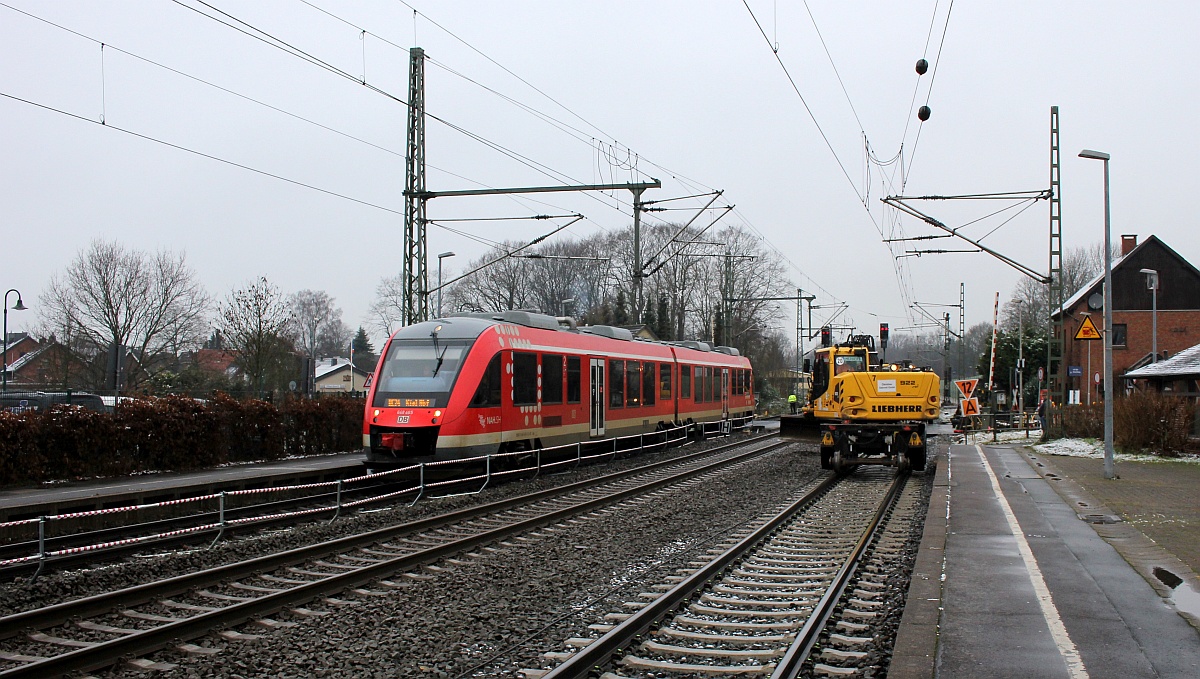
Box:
0 391 107 414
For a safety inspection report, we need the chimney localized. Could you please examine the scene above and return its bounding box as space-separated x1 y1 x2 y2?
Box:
1121 234 1138 255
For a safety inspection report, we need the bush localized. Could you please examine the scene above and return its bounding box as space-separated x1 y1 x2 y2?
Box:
1114 391 1197 454
0 395 365 486
1060 403 1103 439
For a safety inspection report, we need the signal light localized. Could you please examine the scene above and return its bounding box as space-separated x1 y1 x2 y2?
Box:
820 326 832 347
879 323 889 349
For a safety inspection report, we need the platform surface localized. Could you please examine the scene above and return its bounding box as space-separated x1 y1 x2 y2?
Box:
894 440 1200 679
0 452 364 518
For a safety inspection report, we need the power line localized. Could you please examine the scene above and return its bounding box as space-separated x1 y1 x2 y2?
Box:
0 90 405 215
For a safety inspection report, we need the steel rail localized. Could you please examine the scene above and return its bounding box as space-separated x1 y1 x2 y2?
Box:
543 470 905 679
770 472 906 678
0 437 783 678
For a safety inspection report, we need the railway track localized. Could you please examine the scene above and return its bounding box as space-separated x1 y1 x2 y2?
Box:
533 465 910 678
0 434 783 678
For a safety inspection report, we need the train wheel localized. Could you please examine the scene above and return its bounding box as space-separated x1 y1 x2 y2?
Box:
832 438 853 474
909 447 927 472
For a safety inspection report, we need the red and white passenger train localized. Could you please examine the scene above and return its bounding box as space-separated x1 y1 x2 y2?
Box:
363 310 754 468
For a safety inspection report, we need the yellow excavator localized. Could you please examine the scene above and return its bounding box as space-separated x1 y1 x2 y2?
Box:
781 328 941 472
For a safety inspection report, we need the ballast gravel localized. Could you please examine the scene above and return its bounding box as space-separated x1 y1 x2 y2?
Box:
96 441 826 678
0 435 754 617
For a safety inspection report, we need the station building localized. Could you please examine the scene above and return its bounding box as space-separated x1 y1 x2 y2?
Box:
1055 234 1200 402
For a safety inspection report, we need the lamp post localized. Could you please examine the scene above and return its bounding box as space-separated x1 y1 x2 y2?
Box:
436 251 455 319
1015 301 1024 413
1079 148 1115 479
560 297 575 317
3 289 28 393
1139 268 1158 363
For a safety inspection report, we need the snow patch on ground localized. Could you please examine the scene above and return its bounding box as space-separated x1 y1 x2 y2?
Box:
1031 438 1200 464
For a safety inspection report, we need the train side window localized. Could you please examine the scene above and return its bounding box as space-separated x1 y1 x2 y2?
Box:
470 354 502 407
680 364 691 399
732 369 741 395
706 367 715 402
642 362 655 406
543 354 563 404
659 362 672 400
513 352 538 405
626 361 641 407
566 356 581 403
609 359 625 409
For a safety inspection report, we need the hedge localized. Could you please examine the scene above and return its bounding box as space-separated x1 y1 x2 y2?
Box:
1056 391 1196 455
0 395 365 486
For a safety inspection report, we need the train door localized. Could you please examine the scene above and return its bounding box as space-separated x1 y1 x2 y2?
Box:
721 368 731 433
589 357 605 437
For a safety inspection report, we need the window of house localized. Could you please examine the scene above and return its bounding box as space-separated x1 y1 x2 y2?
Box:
609 359 625 409
659 362 672 400
566 356 581 403
513 352 539 405
543 354 563 404
470 354 502 407
642 362 656 406
680 364 691 399
1112 324 1127 347
626 361 641 407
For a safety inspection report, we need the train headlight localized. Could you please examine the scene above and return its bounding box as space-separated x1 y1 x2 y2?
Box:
434 410 442 418
373 410 380 417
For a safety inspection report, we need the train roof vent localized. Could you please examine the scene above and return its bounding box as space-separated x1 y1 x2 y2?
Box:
496 310 563 331
676 340 712 352
713 346 741 356
579 325 634 341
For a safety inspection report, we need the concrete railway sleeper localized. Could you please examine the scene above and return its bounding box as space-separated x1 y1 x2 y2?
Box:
0 436 784 678
534 466 906 679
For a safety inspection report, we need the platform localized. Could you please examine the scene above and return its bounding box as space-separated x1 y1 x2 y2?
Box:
893 441 1200 678
0 452 365 522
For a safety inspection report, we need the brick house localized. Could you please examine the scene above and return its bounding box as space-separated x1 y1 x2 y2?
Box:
1056 234 1200 402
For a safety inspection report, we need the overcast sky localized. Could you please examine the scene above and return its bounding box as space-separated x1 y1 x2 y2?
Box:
3 1 1197 348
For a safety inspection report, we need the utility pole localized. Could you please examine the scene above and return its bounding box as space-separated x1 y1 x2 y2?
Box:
633 187 646 323
1047 106 1065 432
402 47 428 326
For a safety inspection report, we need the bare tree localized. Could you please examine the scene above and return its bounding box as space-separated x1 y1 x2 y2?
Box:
220 277 294 395
287 290 350 359
40 240 209 389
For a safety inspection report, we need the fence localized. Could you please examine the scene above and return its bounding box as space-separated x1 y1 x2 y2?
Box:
0 419 744 575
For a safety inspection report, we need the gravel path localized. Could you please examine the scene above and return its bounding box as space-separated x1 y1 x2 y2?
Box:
89 441 822 678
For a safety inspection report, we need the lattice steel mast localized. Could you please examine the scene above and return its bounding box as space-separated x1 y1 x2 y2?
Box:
402 47 428 326
1047 106 1064 431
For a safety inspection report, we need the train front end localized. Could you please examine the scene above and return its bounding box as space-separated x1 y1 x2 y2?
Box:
362 318 489 470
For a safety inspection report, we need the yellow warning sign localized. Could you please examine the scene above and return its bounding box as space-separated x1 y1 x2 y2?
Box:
1075 316 1102 341
954 379 978 399
961 398 981 417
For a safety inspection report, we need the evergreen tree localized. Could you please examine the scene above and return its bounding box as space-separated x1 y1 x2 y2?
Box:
351 327 377 371
614 290 630 325
655 295 672 340
642 299 657 337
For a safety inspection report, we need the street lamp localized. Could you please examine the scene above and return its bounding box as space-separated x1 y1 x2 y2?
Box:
3 289 28 393
560 298 575 317
1079 148 1115 479
437 251 455 319
1014 301 1025 413
1139 268 1158 363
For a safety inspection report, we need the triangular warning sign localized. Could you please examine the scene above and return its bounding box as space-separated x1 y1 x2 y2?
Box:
1075 316 1102 341
954 379 978 399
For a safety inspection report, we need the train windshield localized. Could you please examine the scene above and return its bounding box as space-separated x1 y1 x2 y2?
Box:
372 339 472 408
